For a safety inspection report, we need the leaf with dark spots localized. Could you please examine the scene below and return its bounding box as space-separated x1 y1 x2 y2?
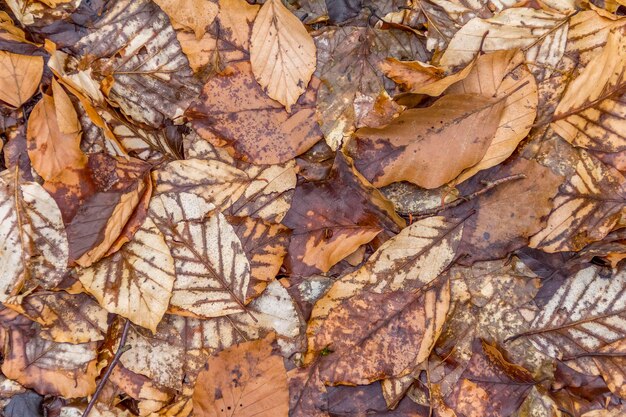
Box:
443 157 562 265
187 61 323 164
444 339 535 417
283 152 405 275
347 93 506 189
65 0 201 128
325 0 362 24
326 382 430 416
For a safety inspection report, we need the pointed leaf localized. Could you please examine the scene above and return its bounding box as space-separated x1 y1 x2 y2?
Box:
0 51 43 108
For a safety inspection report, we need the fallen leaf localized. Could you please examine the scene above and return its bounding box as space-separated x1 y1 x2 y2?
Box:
3 391 43 417
187 62 322 164
551 28 626 152
347 93 506 188
250 0 316 112
78 217 176 332
154 0 218 38
282 153 405 275
193 333 290 417
149 193 251 318
0 51 43 108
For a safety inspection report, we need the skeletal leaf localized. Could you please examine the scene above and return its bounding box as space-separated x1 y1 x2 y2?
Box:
551 28 626 152
227 216 290 300
446 50 538 183
310 281 450 385
439 8 569 74
78 217 176 332
26 85 85 181
5 291 108 344
0 172 68 302
250 0 316 112
282 153 405 275
0 51 43 108
0 310 98 398
154 0 218 38
314 26 428 150
188 62 322 164
150 193 251 318
516 266 626 373
69 0 201 127
347 93 506 188
530 149 626 252
306 215 464 364
193 333 289 417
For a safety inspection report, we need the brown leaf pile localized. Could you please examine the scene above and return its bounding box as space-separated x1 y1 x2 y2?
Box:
0 0 625 416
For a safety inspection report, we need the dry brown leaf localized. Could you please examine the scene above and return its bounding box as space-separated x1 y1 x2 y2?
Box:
551 28 626 152
446 49 538 184
226 216 290 301
380 57 475 96
188 62 322 164
4 291 108 344
26 87 85 181
78 217 176 332
250 0 316 112
530 149 626 252
310 281 450 385
282 153 405 275
149 193 251 318
347 93 506 189
0 51 43 108
305 215 464 364
0 310 98 398
193 333 290 417
0 171 68 302
154 0 218 38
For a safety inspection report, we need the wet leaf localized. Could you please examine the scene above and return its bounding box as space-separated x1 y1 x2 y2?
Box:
347 93 506 189
78 217 176 332
3 391 43 417
250 0 316 112
0 52 43 108
192 333 290 417
282 153 405 275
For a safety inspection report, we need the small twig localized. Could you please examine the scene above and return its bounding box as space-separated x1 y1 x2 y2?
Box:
83 319 131 417
399 174 526 219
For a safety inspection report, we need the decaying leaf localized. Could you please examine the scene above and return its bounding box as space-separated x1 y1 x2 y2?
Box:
78 217 176 332
154 0 218 38
250 0 316 112
150 193 251 318
0 171 68 302
0 51 43 108
193 333 290 417
348 93 506 188
188 62 322 164
282 153 405 275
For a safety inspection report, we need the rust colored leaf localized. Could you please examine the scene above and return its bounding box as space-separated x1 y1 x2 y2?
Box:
154 0 218 38
187 62 322 164
0 51 43 108
193 333 290 417
347 93 506 189
282 153 405 275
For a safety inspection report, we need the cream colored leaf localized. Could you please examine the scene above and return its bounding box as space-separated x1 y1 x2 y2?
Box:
440 8 570 76
0 51 43 108
250 0 316 112
551 28 626 152
447 50 538 184
154 0 218 38
305 216 463 364
530 149 626 252
78 217 176 332
150 193 251 318
0 172 68 302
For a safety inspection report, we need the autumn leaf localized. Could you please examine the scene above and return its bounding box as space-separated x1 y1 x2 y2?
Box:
347 93 506 189
250 0 316 112
154 0 218 39
0 51 43 108
187 62 322 164
193 333 290 417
